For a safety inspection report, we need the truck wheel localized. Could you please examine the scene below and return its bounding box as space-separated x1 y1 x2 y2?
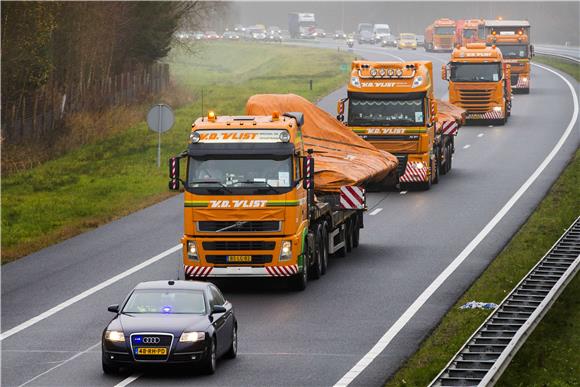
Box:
321 222 329 275
291 256 308 291
346 219 353 253
310 226 323 280
433 150 440 184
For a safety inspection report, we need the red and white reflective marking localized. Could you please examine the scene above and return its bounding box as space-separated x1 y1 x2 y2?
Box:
439 120 459 136
515 75 529 89
184 265 213 277
467 110 504 120
399 161 428 183
265 265 299 277
339 186 365 209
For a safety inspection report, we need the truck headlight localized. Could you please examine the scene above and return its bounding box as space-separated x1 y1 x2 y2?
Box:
180 332 205 342
493 106 502 112
279 240 292 261
187 241 199 261
415 162 425 170
105 330 125 343
351 76 361 88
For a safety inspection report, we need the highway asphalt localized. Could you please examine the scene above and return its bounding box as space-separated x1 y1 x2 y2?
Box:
1 40 578 387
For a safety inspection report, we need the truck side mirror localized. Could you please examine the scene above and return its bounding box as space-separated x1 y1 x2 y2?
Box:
302 154 315 190
441 64 448 81
169 157 181 191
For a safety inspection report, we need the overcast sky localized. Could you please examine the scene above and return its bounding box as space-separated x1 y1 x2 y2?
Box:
216 1 580 45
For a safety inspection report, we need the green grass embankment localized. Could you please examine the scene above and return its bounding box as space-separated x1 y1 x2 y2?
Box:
533 55 580 81
1 42 353 263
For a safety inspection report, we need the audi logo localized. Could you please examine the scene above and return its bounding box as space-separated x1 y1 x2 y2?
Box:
143 337 160 344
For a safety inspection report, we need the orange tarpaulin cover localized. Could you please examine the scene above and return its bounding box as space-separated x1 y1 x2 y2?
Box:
246 94 398 193
437 99 466 129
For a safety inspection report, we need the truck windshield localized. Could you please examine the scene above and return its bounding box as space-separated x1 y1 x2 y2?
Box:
463 29 476 38
497 44 528 58
349 96 425 127
359 24 373 32
188 156 293 192
435 27 455 35
375 28 389 34
450 63 502 82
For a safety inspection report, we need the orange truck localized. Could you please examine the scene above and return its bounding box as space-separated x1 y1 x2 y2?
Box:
337 60 462 190
168 112 368 291
425 18 457 52
456 19 485 46
442 43 512 125
485 20 533 93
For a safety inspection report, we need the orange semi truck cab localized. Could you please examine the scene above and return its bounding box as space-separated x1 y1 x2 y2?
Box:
443 43 512 125
168 112 365 291
425 18 457 52
458 19 485 46
338 61 452 190
485 20 533 94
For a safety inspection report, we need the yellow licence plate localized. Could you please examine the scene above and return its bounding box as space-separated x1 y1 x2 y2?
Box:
228 255 252 262
137 347 167 355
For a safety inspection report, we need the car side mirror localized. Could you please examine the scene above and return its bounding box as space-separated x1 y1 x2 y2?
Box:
211 305 227 314
108 304 120 313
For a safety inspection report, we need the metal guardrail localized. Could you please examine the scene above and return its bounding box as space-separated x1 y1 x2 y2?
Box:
534 50 580 64
430 216 580 387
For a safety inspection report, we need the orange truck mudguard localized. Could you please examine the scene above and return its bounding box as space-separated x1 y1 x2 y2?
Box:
168 102 396 291
337 60 464 190
442 43 512 125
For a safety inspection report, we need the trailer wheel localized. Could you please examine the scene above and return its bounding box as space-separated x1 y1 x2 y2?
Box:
346 219 354 252
441 142 451 175
321 222 329 275
353 216 360 248
310 225 323 280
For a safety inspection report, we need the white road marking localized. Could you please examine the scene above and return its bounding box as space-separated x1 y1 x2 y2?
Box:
369 208 383 216
18 342 100 387
478 133 484 138
115 374 143 387
463 144 471 149
488 125 494 128
0 244 181 341
334 62 579 387
400 191 408 195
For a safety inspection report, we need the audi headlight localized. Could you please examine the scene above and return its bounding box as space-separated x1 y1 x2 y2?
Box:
279 240 292 261
105 330 125 343
493 106 502 112
187 241 199 261
180 332 205 343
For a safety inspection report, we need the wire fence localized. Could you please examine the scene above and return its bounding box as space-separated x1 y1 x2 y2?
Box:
1 63 170 143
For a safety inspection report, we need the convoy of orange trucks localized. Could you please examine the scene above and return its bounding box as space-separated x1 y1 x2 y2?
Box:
168 98 397 291
337 60 464 190
484 20 533 93
425 18 457 52
442 43 512 125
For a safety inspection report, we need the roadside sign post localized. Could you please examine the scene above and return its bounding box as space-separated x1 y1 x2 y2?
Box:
147 104 175 167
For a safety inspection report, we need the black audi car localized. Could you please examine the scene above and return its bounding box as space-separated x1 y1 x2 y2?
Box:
102 280 237 374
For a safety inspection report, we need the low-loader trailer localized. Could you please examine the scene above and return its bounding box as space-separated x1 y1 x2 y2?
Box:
169 112 365 291
443 43 512 125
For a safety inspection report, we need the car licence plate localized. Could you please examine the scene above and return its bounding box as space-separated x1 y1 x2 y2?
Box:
227 255 252 263
136 347 168 355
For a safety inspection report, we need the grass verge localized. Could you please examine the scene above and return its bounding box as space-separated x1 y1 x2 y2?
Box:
1 42 353 263
385 148 579 387
533 55 580 81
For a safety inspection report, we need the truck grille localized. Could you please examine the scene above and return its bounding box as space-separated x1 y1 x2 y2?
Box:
203 241 275 251
198 221 280 232
437 37 453 48
206 255 273 264
458 89 494 113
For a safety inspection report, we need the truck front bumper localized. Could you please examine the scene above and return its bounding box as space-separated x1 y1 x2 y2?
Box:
184 264 299 278
466 110 504 121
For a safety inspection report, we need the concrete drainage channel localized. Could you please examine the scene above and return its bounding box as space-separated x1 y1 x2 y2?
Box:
430 216 580 387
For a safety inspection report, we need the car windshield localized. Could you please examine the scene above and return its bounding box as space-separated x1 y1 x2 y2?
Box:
497 44 528 58
123 290 206 314
349 97 425 126
400 34 415 40
450 63 502 82
359 24 373 32
435 27 455 35
188 156 292 189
